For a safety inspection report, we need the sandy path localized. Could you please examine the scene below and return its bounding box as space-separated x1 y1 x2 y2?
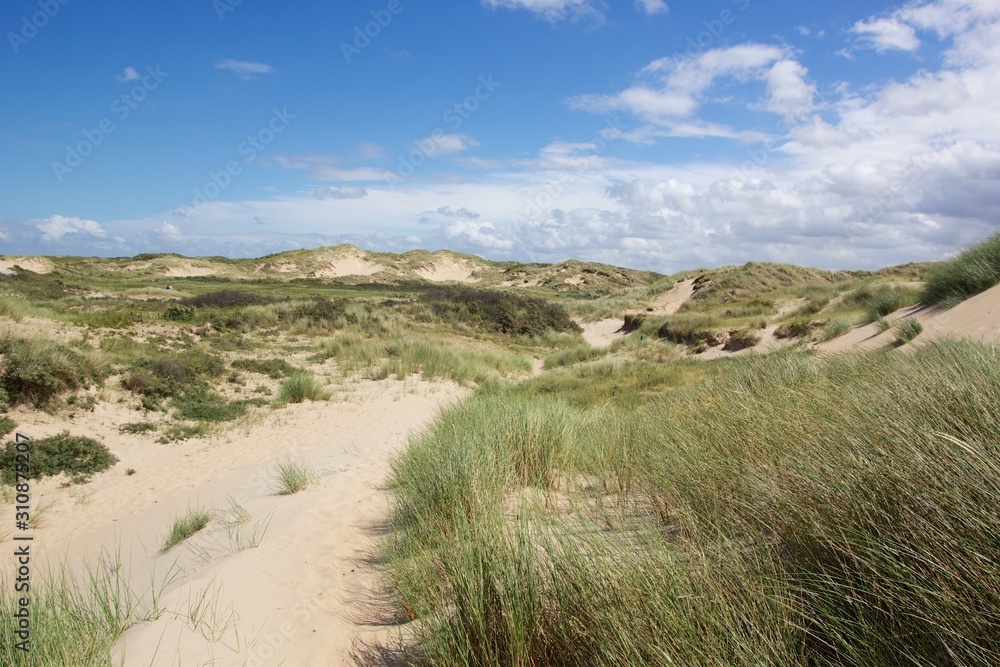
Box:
4 379 467 666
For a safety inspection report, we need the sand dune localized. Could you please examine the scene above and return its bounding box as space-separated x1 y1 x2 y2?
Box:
817 282 1000 354
4 380 466 666
415 258 478 283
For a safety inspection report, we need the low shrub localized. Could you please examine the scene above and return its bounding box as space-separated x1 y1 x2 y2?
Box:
722 328 762 351
0 416 15 438
231 357 298 379
774 319 818 339
424 287 581 337
657 313 724 346
0 432 118 484
0 335 108 409
181 290 274 309
170 386 248 422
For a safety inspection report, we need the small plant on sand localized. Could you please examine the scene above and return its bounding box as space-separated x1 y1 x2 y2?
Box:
273 457 315 495
161 507 212 552
821 318 852 341
895 317 924 345
275 372 330 405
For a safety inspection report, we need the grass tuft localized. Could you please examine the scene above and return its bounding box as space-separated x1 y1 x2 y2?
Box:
275 372 331 404
273 457 315 495
161 507 212 552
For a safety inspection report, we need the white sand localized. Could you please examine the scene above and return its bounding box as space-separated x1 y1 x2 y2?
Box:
0 256 53 275
415 258 478 283
3 379 467 666
817 282 1000 354
310 257 382 278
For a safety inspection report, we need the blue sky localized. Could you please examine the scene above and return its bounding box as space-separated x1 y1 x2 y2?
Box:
1 0 998 272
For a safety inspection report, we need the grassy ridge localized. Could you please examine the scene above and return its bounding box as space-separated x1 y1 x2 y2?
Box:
385 341 1000 665
922 230 1000 305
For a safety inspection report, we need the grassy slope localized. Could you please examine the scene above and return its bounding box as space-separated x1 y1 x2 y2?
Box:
386 342 1000 666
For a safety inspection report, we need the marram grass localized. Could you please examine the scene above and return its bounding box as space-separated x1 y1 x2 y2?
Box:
385 339 1000 666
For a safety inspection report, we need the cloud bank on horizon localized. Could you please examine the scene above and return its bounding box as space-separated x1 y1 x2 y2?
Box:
0 0 998 273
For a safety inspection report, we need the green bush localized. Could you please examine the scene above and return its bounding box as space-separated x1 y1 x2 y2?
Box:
0 335 108 409
657 313 723 346
722 328 762 351
922 231 1000 305
231 357 298 379
0 416 15 438
424 287 581 337
774 319 818 339
0 432 118 484
169 386 247 422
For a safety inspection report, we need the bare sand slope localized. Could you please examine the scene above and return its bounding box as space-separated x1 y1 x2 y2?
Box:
581 279 698 349
644 279 696 315
817 283 1000 354
579 319 625 348
5 380 466 666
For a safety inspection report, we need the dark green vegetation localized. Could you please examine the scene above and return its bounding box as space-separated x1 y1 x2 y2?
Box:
385 341 1000 666
0 334 108 409
424 286 582 337
0 432 118 484
922 230 1000 305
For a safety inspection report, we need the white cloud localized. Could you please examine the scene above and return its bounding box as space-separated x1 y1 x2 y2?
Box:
36 215 107 242
115 66 141 82
275 155 396 182
157 221 182 241
314 186 368 200
635 0 667 16
481 0 603 24
414 133 479 156
852 17 921 52
214 59 276 79
764 59 815 120
569 44 789 133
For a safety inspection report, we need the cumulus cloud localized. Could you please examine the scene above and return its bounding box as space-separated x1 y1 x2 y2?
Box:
115 66 141 82
852 17 921 52
481 0 604 24
214 59 276 79
36 215 107 242
414 133 479 156
635 0 667 16
568 44 796 136
157 221 182 241
314 186 369 200
275 155 396 182
426 206 481 219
